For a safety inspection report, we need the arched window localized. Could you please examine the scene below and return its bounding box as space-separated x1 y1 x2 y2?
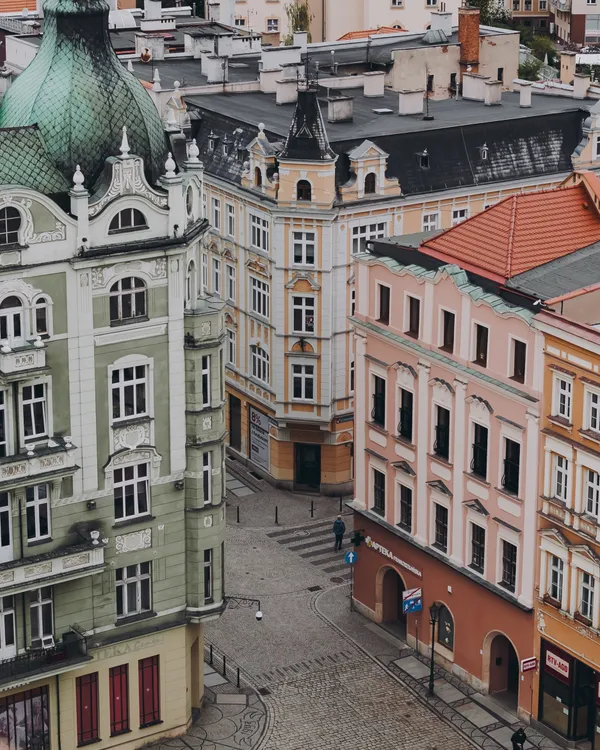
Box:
250 345 269 384
437 604 454 651
109 277 147 324
34 297 50 337
0 207 21 246
296 180 312 201
186 261 197 310
0 296 24 345
364 173 377 195
109 208 147 233
254 167 262 188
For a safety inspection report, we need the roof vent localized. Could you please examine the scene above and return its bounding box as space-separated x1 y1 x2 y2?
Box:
373 108 394 114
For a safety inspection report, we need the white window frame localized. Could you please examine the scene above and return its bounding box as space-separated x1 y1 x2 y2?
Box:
349 359 355 394
111 363 149 422
451 208 469 225
250 277 270 318
497 526 520 595
548 554 564 602
585 386 600 433
32 294 52 338
211 197 221 232
266 17 279 31
350 288 356 317
0 389 11 458
226 264 236 302
552 454 569 503
292 231 316 266
0 595 15 657
395 478 414 531
201 253 208 292
552 374 573 422
351 222 387 255
468 519 487 576
587 468 600 518
116 562 151 618
250 345 270 384
292 363 315 402
201 354 211 407
226 329 236 367
212 258 221 297
113 462 150 521
202 192 207 218
29 587 52 643
204 548 213 602
20 379 50 445
580 570 596 620
422 212 439 232
292 295 315 335
431 495 450 555
26 483 50 542
203 451 212 505
226 203 235 237
250 213 269 252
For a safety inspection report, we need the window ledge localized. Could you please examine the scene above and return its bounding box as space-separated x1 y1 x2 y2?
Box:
110 316 149 329
397 522 411 533
574 611 592 627
495 486 521 501
431 542 448 555
542 594 561 609
468 563 484 576
368 422 388 436
509 375 525 385
463 472 490 488
116 611 156 627
428 453 452 467
108 225 149 236
404 331 419 340
27 536 52 548
77 739 102 747
140 720 163 730
547 414 572 430
497 581 516 594
579 428 600 445
112 515 155 530
394 434 415 448
471 359 488 369
438 345 454 355
372 507 385 518
111 415 153 429
110 729 132 738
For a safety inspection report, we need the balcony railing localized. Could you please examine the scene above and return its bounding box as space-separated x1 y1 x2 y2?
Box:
0 625 88 686
0 341 46 378
0 438 76 488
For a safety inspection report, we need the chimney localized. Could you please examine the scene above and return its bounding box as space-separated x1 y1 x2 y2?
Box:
458 6 480 79
484 79 501 105
560 51 576 85
519 81 532 108
398 89 424 116
276 77 299 105
328 96 354 122
293 31 308 52
204 55 229 84
430 10 452 37
363 71 385 98
574 73 591 100
135 33 165 61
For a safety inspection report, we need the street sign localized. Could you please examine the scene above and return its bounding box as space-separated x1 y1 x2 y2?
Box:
521 657 538 673
344 551 357 564
402 587 423 614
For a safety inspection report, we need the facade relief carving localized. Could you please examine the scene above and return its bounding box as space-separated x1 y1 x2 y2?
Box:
115 528 152 554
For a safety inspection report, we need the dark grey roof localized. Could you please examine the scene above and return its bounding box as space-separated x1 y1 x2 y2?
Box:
508 241 600 300
280 87 336 161
128 56 260 89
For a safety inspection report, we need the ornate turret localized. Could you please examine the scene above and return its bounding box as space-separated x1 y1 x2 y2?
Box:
0 0 167 188
279 85 336 162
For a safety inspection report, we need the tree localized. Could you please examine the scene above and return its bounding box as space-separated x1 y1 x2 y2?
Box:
468 0 511 26
518 58 542 81
283 1 313 43
529 35 557 66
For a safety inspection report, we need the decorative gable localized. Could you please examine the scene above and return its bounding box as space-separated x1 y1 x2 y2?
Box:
285 272 320 291
339 138 401 202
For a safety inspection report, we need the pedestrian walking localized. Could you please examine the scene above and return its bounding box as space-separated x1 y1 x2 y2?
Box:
333 515 345 551
510 727 527 750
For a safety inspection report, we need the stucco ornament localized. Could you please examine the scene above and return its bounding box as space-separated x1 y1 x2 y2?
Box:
115 528 152 554
113 422 150 451
537 610 546 633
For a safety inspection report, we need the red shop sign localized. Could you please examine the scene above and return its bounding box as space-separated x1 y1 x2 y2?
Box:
546 649 570 680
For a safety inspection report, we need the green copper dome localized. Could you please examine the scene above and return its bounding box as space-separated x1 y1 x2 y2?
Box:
0 0 167 188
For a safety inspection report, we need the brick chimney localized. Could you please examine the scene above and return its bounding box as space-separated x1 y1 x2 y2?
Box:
459 6 480 79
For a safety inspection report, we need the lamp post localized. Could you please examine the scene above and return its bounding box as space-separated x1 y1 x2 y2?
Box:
223 596 263 621
428 602 440 696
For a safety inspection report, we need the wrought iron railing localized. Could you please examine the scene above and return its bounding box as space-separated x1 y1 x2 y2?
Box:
0 626 87 683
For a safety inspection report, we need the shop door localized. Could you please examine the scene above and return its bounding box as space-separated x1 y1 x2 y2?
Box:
294 444 321 490
229 395 241 452
573 661 595 743
381 567 407 638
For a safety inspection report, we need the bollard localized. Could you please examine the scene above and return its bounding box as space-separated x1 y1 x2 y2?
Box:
210 645 213 665
223 653 227 677
275 505 278 524
237 667 240 688
236 505 240 524
310 500 314 518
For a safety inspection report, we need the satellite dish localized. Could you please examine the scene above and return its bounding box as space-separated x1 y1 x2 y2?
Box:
140 47 152 63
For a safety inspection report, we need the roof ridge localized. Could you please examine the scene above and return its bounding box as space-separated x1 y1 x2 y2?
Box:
505 195 518 279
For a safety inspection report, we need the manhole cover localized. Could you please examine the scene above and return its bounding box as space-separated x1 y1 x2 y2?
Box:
294 530 310 537
330 577 345 584
258 687 271 696
307 585 321 592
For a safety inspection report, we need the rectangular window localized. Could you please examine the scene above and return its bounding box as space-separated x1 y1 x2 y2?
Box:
471 423 488 479
226 329 236 366
587 390 600 432
266 17 279 31
524 0 531 8
29 587 52 643
434 503 448 552
350 360 355 393
116 562 151 618
250 345 269 384
398 388 413 442
139 656 160 727
539 0 546 7
581 572 595 620
548 555 564 602
201 355 211 407
406 296 420 338
0 391 7 458
76 673 99 746
110 665 129 736
292 364 314 401
211 197 221 231
398 485 412 531
22 383 47 441
373 469 385 515
473 324 489 367
250 277 270 318
422 213 439 232
513 0 520 8
553 455 569 502
204 549 213 602
351 222 386 254
203 452 212 504
292 296 315 334
226 265 236 302
226 203 235 236
502 439 520 495
470 524 486 572
371 375 386 427
554 377 572 421
434 406 450 460
201 253 208 292
497 67 504 83
350 288 356 316
512 340 527 383
112 365 147 421
452 208 468 225
377 285 390 325
26 483 50 542
440 310 455 353
250 214 269 252
587 469 600 517
114 463 149 520
212 258 221 297
293 231 315 265
500 540 517 592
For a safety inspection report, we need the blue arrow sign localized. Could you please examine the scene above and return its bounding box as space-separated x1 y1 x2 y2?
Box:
344 551 357 564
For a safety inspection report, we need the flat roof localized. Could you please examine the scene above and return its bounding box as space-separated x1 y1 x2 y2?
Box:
129 56 260 88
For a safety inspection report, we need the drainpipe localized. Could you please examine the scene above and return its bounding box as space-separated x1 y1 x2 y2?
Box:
55 674 62 750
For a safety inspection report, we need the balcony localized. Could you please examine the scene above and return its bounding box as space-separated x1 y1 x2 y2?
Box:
0 438 77 489
0 625 90 689
0 543 105 595
0 340 46 379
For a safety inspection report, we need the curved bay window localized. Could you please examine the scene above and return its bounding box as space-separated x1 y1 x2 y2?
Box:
436 605 454 650
0 207 21 246
296 180 312 201
109 277 147 324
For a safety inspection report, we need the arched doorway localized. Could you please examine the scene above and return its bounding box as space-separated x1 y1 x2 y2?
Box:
488 633 519 710
381 567 406 639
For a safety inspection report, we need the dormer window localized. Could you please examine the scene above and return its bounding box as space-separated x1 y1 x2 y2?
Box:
208 131 218 151
419 150 430 170
222 137 232 156
364 173 376 195
480 143 489 161
109 208 147 233
0 207 21 246
296 180 312 201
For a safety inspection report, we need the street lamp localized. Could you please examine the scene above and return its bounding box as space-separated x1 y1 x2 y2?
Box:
223 596 263 621
428 602 440 696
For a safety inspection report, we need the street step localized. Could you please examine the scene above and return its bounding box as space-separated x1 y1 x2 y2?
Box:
266 521 352 581
266 519 336 539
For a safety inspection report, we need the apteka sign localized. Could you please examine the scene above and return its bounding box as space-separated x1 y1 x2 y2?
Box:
365 536 422 578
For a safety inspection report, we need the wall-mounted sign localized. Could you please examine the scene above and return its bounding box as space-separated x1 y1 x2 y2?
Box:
521 657 537 673
249 407 270 470
546 649 570 680
365 536 422 578
402 587 423 614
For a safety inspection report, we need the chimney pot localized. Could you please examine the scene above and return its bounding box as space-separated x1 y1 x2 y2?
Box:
519 81 532 107
398 88 424 116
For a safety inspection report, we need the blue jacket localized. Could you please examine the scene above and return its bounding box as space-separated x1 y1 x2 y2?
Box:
333 519 345 536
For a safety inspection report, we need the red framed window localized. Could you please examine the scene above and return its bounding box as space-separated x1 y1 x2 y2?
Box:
138 656 160 727
76 673 99 746
109 664 129 735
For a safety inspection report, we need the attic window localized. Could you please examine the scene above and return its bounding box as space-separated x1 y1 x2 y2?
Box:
364 173 376 195
255 167 263 188
222 137 232 156
208 131 218 151
297 180 312 201
419 149 429 170
480 143 489 161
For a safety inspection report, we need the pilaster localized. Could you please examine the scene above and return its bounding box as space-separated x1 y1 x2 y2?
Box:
416 360 431 544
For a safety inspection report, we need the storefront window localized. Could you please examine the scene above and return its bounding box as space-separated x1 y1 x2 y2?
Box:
0 686 50 750
437 605 454 651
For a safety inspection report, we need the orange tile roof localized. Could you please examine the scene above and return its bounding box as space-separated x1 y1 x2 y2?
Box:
420 184 600 281
0 0 33 11
337 26 405 40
